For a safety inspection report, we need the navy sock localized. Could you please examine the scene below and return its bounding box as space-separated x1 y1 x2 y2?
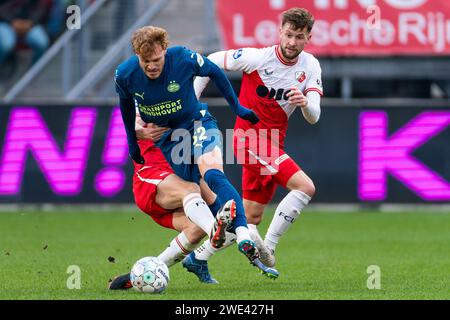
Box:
208 198 221 217
203 169 247 231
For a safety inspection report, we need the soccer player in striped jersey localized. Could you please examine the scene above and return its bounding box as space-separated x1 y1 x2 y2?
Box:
193 8 322 268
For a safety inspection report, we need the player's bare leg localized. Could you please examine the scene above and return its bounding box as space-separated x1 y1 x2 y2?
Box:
110 175 234 290
185 179 237 258
109 210 207 290
197 147 253 244
183 183 240 281
155 174 223 242
199 178 220 214
197 148 279 279
110 203 235 289
264 170 315 255
158 211 205 267
181 185 237 284
156 174 235 249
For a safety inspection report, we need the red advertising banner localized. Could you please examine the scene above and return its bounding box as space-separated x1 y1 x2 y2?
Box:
217 0 450 56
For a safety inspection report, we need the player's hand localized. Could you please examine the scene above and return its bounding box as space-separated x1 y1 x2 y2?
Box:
237 106 260 124
136 122 170 142
135 113 147 130
287 87 308 108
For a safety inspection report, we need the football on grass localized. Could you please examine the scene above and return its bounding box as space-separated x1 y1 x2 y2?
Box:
130 256 170 293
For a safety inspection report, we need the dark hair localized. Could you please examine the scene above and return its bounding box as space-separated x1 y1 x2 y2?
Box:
281 8 315 33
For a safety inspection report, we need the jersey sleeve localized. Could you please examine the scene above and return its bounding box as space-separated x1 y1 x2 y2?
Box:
180 47 217 77
114 68 133 100
222 48 264 73
303 57 323 96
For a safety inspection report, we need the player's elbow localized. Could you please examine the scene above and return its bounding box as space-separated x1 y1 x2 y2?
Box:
309 114 320 125
207 51 226 68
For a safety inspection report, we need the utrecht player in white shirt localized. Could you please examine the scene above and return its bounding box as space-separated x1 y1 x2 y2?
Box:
193 7 323 268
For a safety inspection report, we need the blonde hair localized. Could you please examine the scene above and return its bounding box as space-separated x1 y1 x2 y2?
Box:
131 26 169 58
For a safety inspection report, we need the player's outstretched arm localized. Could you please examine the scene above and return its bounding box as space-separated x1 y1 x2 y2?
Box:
194 49 261 100
202 58 259 124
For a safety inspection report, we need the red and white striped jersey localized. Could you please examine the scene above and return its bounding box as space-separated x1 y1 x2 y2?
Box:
223 45 323 144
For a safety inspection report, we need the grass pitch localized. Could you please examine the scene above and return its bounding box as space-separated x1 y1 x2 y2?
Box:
0 208 449 300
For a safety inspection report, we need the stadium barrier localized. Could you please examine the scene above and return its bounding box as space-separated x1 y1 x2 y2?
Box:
0 102 448 204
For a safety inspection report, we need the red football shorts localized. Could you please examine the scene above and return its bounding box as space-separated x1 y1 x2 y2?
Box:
133 165 176 230
234 131 301 205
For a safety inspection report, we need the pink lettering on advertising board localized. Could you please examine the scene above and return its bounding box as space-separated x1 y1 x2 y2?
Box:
358 111 450 201
0 107 97 195
94 107 128 197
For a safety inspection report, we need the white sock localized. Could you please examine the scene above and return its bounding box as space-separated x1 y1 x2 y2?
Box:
248 224 258 235
157 232 197 267
194 231 237 261
235 226 252 244
264 190 311 252
183 193 215 234
248 224 264 245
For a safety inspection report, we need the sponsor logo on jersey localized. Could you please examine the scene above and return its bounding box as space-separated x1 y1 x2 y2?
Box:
167 81 180 93
138 99 183 117
295 71 306 83
264 69 274 76
256 85 293 101
233 48 243 59
134 92 145 100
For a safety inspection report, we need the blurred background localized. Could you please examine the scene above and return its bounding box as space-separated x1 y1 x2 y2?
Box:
0 0 449 207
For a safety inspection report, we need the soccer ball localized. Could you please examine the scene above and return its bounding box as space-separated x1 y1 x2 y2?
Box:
130 256 170 293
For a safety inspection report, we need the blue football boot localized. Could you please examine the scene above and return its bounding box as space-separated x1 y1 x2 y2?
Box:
182 252 218 284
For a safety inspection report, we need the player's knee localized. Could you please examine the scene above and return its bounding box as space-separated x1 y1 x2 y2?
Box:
289 172 316 198
244 201 265 225
172 181 200 199
305 180 316 198
247 214 263 225
184 182 201 195
294 180 315 198
246 209 264 225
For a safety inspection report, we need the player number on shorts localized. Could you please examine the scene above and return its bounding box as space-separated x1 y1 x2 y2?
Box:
193 127 207 147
